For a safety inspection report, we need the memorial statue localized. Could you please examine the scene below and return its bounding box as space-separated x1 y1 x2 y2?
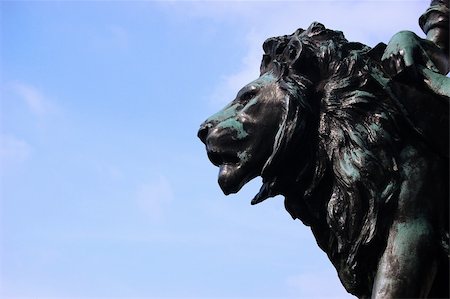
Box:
198 1 449 297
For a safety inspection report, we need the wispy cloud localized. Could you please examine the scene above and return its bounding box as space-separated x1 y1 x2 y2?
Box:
136 176 174 222
200 1 427 108
210 29 262 107
9 81 56 117
0 134 32 171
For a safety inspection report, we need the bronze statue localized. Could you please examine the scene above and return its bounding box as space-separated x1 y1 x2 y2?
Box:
198 1 449 298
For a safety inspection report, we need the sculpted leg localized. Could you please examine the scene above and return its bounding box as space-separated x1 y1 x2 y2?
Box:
372 217 438 298
372 147 444 298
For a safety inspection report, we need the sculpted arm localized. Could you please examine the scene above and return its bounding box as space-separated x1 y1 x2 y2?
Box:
382 0 449 76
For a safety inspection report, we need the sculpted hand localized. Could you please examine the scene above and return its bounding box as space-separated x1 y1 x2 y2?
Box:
381 31 440 77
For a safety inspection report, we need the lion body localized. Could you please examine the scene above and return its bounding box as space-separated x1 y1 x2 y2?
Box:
286 49 449 296
199 22 449 298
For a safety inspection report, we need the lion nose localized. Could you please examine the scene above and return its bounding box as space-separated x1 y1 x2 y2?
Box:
198 122 212 144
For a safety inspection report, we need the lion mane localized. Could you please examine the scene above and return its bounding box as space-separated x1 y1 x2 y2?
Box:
252 22 438 297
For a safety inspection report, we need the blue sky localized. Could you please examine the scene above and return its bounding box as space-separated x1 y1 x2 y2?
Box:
1 1 427 298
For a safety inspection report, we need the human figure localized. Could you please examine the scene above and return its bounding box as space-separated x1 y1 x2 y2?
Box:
378 0 449 159
382 0 448 75
381 0 449 97
372 2 449 297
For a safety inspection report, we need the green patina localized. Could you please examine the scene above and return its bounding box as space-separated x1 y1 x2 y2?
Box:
421 67 450 97
339 150 362 181
237 150 251 163
369 122 382 133
217 118 248 139
253 71 276 86
382 31 420 68
205 72 278 140
199 20 450 297
370 68 389 87
242 96 260 110
392 219 431 260
206 104 239 124
380 181 397 201
348 129 364 147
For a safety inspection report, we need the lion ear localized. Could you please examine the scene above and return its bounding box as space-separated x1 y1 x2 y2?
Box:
283 37 302 64
261 37 286 74
305 22 327 37
261 54 272 74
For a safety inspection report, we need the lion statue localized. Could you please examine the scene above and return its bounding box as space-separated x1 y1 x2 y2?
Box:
198 22 449 298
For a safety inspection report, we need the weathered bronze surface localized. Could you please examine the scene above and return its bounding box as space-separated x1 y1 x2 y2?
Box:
198 1 449 297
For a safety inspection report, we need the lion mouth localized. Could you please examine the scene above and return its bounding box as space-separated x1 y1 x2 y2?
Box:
205 148 253 195
207 150 240 166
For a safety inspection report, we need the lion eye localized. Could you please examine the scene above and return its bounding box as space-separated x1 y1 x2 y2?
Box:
240 90 257 104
